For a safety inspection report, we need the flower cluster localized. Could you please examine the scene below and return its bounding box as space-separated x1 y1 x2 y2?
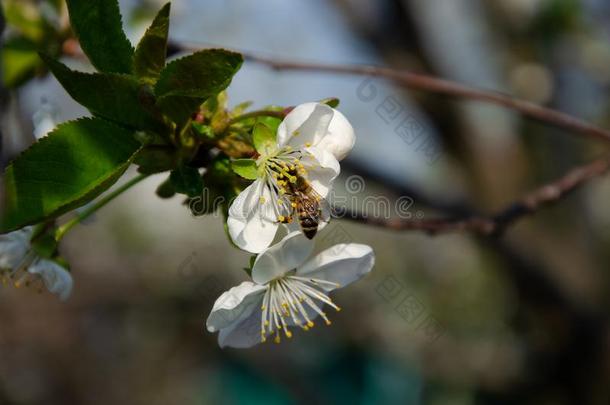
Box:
0 2 374 350
207 102 376 348
0 100 374 350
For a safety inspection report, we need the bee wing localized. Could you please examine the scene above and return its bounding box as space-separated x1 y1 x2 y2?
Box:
318 196 332 224
298 192 320 216
301 188 332 223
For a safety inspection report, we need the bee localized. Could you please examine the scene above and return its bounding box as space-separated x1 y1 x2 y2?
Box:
279 169 325 239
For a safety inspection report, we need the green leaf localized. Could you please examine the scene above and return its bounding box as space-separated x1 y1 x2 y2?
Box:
231 159 258 180
319 97 340 108
154 49 243 124
41 55 162 130
155 49 243 97
134 3 170 84
1 118 141 233
170 165 203 197
1 37 41 88
65 0 134 74
252 123 277 155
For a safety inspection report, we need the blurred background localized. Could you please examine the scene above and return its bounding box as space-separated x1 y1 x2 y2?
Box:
2 0 610 404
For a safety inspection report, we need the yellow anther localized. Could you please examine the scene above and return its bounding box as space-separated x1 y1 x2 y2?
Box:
305 142 312 147
279 188 286 195
291 202 297 208
325 319 332 326
303 326 310 331
265 320 270 326
336 306 342 312
285 330 293 338
261 305 266 311
293 130 300 136
278 215 285 222
274 334 281 344
259 196 266 204
307 321 314 328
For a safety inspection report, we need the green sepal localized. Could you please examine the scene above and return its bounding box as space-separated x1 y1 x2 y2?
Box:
31 233 58 259
319 97 340 108
252 123 277 155
243 254 256 276
231 159 258 180
156 177 176 199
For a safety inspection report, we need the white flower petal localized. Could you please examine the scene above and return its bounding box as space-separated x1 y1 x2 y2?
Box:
27 259 73 301
228 179 279 253
296 244 375 291
277 103 333 149
0 227 33 269
217 307 263 349
277 103 355 161
252 231 314 284
314 107 355 161
206 281 266 333
301 146 340 198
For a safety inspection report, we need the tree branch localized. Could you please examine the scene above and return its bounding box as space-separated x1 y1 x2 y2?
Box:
334 156 610 236
240 53 610 144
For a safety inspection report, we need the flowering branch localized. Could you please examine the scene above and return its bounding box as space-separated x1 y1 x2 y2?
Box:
334 156 610 236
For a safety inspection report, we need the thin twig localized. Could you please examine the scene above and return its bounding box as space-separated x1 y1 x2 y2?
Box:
240 54 610 144
334 156 610 236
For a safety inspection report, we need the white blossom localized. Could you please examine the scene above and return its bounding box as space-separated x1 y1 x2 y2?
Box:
206 232 374 348
227 103 355 253
0 227 73 300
